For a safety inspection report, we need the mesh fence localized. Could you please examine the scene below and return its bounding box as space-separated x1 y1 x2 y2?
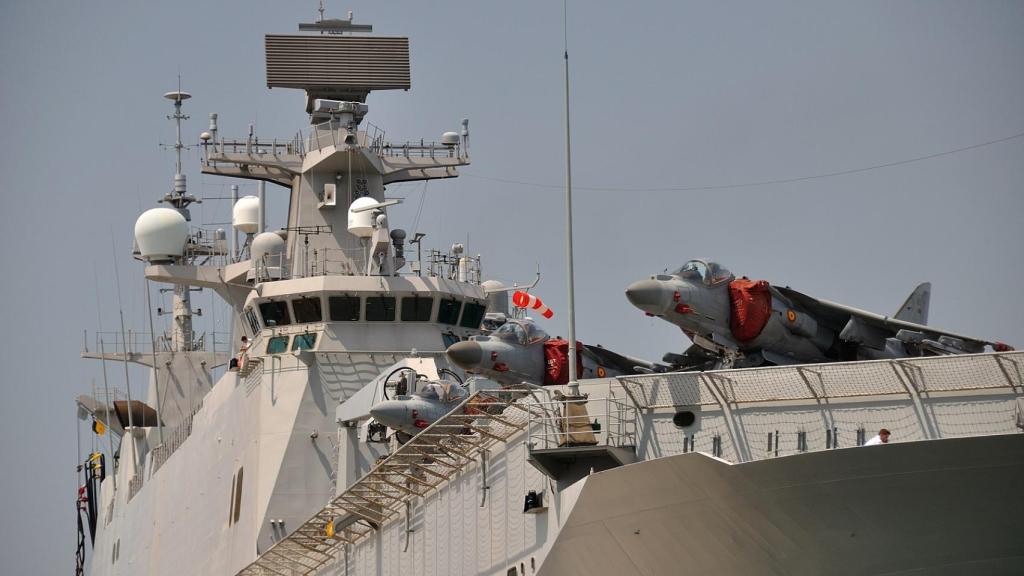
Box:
620 351 1024 409
900 353 1023 393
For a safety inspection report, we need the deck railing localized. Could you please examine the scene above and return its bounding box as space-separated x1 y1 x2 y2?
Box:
526 396 636 451
617 351 1024 410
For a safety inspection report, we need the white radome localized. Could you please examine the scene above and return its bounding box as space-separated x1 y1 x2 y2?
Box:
134 208 189 262
481 280 506 293
232 195 261 233
347 196 380 238
251 232 285 261
441 131 460 146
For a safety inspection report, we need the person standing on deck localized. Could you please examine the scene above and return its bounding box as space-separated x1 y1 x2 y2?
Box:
238 336 250 371
864 428 891 445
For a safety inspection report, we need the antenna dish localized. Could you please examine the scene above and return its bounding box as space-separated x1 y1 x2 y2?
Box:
347 197 380 238
441 131 459 146
251 232 285 261
232 196 260 234
135 208 189 262
349 198 402 213
163 91 192 102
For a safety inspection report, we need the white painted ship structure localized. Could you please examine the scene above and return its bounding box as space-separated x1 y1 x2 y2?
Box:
75 15 1024 576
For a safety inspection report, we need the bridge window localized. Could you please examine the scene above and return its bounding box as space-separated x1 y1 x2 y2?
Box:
266 336 290 354
459 302 487 329
259 301 291 327
292 297 322 323
244 308 261 336
292 333 317 351
329 296 361 321
366 297 396 321
437 299 462 325
401 296 434 322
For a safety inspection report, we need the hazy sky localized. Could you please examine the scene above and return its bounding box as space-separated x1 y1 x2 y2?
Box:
1 1 1022 572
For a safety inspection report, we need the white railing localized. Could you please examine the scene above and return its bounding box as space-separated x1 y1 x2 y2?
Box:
526 396 636 451
84 330 231 356
618 351 1024 410
149 399 204 477
235 390 537 576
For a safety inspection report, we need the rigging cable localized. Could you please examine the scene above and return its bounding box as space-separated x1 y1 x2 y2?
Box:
463 129 1024 192
410 180 428 237
110 233 139 472
93 266 118 492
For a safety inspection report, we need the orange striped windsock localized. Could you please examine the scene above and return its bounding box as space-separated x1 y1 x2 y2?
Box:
512 291 554 319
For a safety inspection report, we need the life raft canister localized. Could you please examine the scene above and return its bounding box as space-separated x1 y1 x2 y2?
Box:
728 279 772 342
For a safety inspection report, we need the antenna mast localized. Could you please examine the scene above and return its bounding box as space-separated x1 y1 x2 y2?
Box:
562 1 579 396
160 85 200 352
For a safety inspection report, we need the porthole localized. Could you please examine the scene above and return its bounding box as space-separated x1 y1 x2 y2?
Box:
672 411 696 428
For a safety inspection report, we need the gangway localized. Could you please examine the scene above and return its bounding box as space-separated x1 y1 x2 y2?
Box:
236 390 540 576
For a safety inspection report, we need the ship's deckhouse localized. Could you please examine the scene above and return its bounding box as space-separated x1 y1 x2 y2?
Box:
241 276 489 356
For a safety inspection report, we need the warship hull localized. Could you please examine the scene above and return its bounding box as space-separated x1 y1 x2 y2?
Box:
541 434 1024 576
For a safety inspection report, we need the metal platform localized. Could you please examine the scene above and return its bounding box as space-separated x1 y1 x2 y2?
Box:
528 445 638 481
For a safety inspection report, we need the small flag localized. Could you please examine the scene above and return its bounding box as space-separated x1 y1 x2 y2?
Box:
92 419 106 436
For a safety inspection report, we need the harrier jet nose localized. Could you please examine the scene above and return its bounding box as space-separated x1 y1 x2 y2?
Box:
625 279 671 314
369 400 407 431
446 340 483 369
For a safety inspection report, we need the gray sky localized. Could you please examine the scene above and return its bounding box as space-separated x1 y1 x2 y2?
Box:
1 1 1022 571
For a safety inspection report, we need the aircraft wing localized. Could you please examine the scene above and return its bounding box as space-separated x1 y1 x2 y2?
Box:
772 285 1001 352
582 344 664 374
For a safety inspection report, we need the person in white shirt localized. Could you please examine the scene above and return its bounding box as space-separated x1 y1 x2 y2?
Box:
864 428 891 446
238 336 250 370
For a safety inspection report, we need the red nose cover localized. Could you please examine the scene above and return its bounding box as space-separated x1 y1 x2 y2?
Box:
543 339 585 386
728 279 772 342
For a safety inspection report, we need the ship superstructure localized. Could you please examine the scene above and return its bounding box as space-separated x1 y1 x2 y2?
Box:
76 14 501 575
73 13 1024 576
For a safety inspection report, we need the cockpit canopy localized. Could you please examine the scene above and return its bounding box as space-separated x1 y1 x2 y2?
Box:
673 259 734 286
417 380 466 402
491 319 550 346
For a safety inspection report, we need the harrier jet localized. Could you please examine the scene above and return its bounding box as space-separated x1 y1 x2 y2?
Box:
445 318 660 385
626 259 1013 368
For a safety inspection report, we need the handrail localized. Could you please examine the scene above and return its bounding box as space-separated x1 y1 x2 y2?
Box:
235 390 539 576
526 396 636 451
618 351 1024 410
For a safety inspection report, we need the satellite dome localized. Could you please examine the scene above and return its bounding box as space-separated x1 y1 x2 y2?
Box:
481 280 506 293
482 280 509 315
251 232 285 261
441 131 460 146
348 196 380 238
232 196 260 234
134 208 188 262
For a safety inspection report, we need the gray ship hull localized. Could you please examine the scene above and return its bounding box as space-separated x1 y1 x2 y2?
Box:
540 433 1024 575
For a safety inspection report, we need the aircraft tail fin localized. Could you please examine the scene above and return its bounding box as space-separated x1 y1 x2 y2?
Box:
894 282 931 324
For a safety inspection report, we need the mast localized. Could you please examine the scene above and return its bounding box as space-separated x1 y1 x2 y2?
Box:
563 1 579 395
161 89 199 351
